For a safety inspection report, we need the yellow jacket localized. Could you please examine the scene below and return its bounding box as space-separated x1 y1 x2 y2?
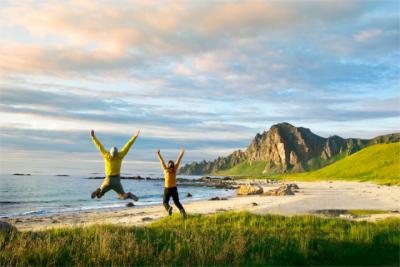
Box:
92 134 137 176
157 151 184 188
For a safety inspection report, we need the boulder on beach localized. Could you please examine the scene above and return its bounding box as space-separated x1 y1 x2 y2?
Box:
186 192 192 197
263 184 297 196
126 202 135 207
237 185 263 195
287 183 300 190
0 221 16 232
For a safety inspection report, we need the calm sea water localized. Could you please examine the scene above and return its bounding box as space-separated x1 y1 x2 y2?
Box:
0 173 234 217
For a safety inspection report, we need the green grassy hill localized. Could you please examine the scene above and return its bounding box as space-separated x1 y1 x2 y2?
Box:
1 212 399 266
286 142 400 185
216 160 266 176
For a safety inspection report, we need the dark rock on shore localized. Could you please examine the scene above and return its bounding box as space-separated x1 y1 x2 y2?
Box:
56 174 70 177
126 202 135 207
209 197 228 201
86 176 238 190
12 173 31 176
186 193 192 197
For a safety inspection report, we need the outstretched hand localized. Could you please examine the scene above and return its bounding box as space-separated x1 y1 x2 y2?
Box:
180 148 185 154
90 130 95 137
157 149 160 155
135 130 141 137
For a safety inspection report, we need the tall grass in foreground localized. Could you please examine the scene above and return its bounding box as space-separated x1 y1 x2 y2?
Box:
1 212 399 266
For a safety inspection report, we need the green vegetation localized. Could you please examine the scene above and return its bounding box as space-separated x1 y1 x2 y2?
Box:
1 212 399 266
216 160 266 176
285 143 400 185
306 151 347 171
346 210 394 216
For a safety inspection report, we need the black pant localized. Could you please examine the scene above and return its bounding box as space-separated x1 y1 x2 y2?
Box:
163 187 184 211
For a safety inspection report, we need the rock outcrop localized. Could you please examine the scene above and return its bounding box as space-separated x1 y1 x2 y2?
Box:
179 122 400 175
237 185 263 195
179 149 246 175
263 184 299 196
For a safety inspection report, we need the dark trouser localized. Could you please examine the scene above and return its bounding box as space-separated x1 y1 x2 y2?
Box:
92 175 138 200
163 187 184 211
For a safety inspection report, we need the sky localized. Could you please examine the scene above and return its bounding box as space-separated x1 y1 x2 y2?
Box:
0 0 399 175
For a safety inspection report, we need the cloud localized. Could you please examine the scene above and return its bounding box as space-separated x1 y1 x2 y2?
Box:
354 29 383 42
0 0 399 173
1 0 396 77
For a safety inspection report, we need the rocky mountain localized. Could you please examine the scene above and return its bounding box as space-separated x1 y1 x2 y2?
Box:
179 122 400 175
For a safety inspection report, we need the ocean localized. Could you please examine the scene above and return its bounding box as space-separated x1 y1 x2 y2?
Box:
0 173 234 218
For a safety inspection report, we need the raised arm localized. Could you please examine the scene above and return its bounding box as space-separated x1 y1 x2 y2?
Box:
157 149 167 170
119 130 140 158
91 130 108 158
175 148 185 170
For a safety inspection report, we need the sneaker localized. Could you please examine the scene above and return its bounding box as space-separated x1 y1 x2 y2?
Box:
128 193 139 201
180 209 187 219
168 206 173 216
91 189 101 199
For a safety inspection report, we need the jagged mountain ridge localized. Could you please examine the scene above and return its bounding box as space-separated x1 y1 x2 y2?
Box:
179 122 400 175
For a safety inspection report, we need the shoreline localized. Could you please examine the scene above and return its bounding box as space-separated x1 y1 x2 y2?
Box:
2 180 400 231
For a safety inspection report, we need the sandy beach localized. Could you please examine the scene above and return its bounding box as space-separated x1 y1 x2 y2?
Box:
4 181 400 231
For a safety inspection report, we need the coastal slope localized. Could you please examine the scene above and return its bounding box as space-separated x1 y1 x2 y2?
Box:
285 142 400 185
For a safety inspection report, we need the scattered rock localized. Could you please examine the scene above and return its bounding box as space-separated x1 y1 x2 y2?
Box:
186 193 192 197
15 219 22 223
216 208 227 212
209 197 227 201
52 220 59 224
126 202 135 207
223 176 233 181
13 173 31 176
55 174 70 177
0 221 16 232
263 184 296 196
287 183 299 190
141 217 153 222
252 202 258 206
237 185 263 195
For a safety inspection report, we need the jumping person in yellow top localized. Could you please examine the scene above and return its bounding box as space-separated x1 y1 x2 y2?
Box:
157 148 186 217
90 129 140 201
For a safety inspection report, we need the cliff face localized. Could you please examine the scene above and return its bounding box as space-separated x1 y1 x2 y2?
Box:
179 122 400 175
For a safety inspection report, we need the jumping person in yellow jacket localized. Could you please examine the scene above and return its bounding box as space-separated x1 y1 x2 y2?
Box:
90 129 140 201
157 148 186 218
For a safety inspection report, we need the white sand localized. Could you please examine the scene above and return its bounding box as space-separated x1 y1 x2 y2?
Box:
4 181 400 231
